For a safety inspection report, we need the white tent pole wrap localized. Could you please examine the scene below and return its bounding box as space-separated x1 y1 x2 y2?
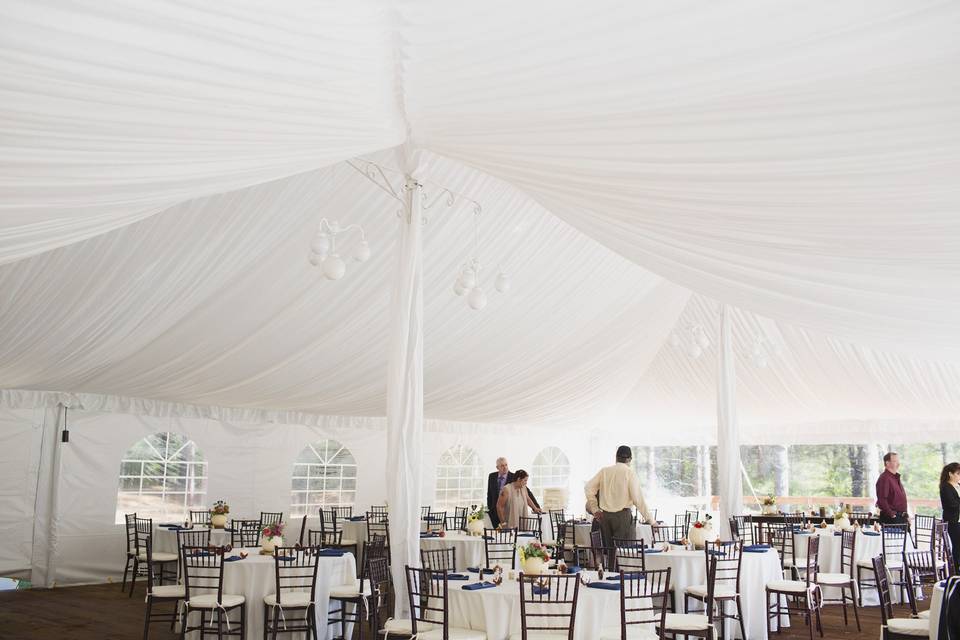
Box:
716 304 743 538
386 164 425 617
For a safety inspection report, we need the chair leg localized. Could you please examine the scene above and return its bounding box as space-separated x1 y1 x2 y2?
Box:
123 556 131 592
851 587 861 631
262 604 269 640
179 607 189 640
240 603 246 639
766 591 773 637
199 609 206 640
310 604 320 640
216 609 224 640
736 595 746 640
143 596 153 640
129 557 139 597
271 605 280 640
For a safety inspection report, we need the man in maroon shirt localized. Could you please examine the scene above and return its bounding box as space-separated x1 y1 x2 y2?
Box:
876 451 909 525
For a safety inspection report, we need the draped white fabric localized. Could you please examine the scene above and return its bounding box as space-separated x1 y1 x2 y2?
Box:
716 305 743 539
402 0 960 359
0 0 405 264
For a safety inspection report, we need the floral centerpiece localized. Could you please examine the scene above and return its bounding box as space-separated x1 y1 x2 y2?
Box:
466 505 486 536
761 495 777 515
518 540 551 575
833 510 852 531
688 514 719 549
261 521 285 554
210 500 230 528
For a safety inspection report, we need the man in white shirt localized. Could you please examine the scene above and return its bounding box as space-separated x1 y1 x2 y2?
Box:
585 445 655 550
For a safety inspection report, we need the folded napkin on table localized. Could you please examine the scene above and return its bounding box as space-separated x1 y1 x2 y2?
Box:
433 573 470 581
163 525 185 531
189 550 212 557
462 581 497 591
563 566 582 574
742 545 771 553
606 572 644 581
668 540 684 545
466 567 495 575
644 549 663 554
276 556 296 562
224 556 243 562
862 531 881 536
223 528 235 533
587 581 621 590
532 585 550 595
315 549 346 557
518 532 537 537
420 532 440 538
347 516 366 521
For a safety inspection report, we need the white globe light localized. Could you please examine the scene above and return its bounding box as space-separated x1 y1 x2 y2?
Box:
467 286 487 310
322 254 346 280
460 268 477 289
687 343 702 359
696 333 710 349
352 240 371 263
494 272 511 293
308 252 322 267
668 333 681 348
311 234 331 256
453 281 466 296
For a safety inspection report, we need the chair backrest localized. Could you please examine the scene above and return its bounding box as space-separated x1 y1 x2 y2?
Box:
143 537 160 595
272 546 320 605
421 546 457 572
320 508 341 536
124 513 138 554
939 522 956 577
484 528 518 569
368 556 392 629
260 511 283 528
519 516 542 540
370 505 388 516
405 566 449 636
365 533 388 562
914 514 937 550
618 567 671 639
448 506 468 531
839 529 857 576
176 529 211 560
685 510 700 526
366 513 390 548
425 510 447 532
706 540 743 591
762 521 788 546
871 555 894 624
519 573 581 640
230 519 261 547
549 510 566 540
881 524 908 561
181 545 226 605
653 524 686 544
674 513 690 529
771 527 796 572
421 506 432 520
799 535 820 586
332 506 353 520
783 513 806 527
190 510 211 526
613 539 646 574
297 514 308 546
902 549 938 588
134 516 153 556
308 528 342 548
731 515 755 545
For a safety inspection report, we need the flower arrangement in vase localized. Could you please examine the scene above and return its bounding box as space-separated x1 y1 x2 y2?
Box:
833 511 852 530
518 540 551 575
688 514 718 549
761 495 777 515
261 522 285 554
466 505 486 536
210 500 230 528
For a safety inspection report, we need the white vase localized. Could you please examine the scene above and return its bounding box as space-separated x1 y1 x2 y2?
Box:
261 536 282 554
522 557 546 575
467 519 485 536
688 524 718 549
834 515 852 530
211 513 227 529
762 504 777 515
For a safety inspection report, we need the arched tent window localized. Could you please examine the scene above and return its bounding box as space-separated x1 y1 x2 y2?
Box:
291 439 357 517
530 446 571 496
116 432 207 524
435 445 484 508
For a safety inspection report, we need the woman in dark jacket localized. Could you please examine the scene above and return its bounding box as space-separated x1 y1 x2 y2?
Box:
940 462 960 572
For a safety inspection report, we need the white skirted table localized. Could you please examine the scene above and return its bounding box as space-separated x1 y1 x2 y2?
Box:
184 549 357 640
153 525 230 555
445 570 633 640
420 532 530 570
928 580 945 640
538 514 655 547
644 547 786 640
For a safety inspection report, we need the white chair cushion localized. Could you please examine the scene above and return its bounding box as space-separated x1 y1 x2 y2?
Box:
338 538 358 546
150 584 185 598
857 558 901 569
600 625 660 640
382 619 436 635
663 613 712 631
886 618 931 636
419 627 487 640
187 594 245 609
766 580 815 594
685 583 737 598
331 580 372 598
263 591 312 607
815 572 853 586
917 610 930 619
139 551 178 562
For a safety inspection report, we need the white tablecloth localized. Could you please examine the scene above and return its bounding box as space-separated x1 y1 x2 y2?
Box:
184 549 356 640
420 532 526 571
446 571 629 640
644 547 786 640
153 526 230 555
928 582 944 640
538 515 654 547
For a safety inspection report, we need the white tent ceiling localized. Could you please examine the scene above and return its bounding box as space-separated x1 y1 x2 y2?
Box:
1 0 959 437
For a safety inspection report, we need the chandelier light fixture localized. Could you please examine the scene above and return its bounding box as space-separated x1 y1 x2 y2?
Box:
452 209 510 311
307 218 370 280
668 323 711 359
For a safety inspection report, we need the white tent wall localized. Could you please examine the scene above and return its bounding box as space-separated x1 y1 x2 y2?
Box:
0 394 598 586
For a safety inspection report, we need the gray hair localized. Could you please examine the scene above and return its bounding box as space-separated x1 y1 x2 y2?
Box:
495 457 508 465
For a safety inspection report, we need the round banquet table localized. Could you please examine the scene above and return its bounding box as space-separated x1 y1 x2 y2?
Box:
643 547 787 640
420 532 532 570
446 570 636 640
184 548 357 640
303 517 368 546
153 525 230 555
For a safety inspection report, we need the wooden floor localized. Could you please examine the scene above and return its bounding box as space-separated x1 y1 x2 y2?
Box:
0 580 927 640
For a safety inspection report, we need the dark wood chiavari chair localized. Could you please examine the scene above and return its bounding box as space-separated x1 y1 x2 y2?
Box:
902 549 941 603
141 537 184 639
518 515 542 541
612 538 646 574
297 514 308 546
599 568 671 640
938 521 957 577
331 505 353 520
730 515 755 545
364 533 388 566
765 535 822 640
686 541 746 640
132 517 177 596
405 566 478 639
189 510 211 526
675 513 691 530
180 545 246 638
320 508 359 558
370 505 388 517
259 511 283 529
548 509 566 541
872 555 930 639
230 519 261 548
366 511 391 562
519 573 581 640
653 524 687 545
421 546 457 572
263 546 321 640
367 557 393 637
484 527 518 569
330 538 381 640
420 505 432 521
913 514 937 550
771 526 799 580
685 509 700 527
783 513 807 528
122 512 138 593
425 510 447 532
447 506 468 531
662 554 717 639
814 529 860 631
309 528 342 548
857 523 908 606
176 528 211 568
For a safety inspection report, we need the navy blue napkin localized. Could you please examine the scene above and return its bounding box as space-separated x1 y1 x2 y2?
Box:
644 548 663 554
276 555 296 562
434 573 469 580
420 532 439 538
532 585 550 595
588 581 620 590
743 545 771 553
224 555 243 562
862 531 881 536
669 540 684 545
347 516 366 521
315 549 346 557
564 565 582 574
607 572 644 581
189 550 212 557
462 581 496 591
466 567 495 575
